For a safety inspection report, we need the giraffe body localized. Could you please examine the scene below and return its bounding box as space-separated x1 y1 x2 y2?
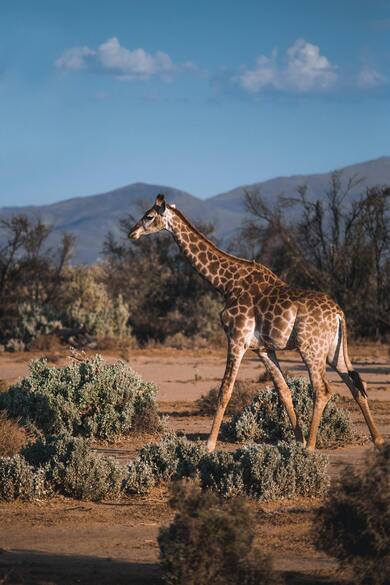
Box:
129 195 384 451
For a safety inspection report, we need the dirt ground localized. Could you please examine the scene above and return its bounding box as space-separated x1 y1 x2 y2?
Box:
0 343 389 585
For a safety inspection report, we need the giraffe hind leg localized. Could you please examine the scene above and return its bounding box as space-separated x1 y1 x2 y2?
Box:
301 356 333 450
328 321 383 447
348 369 368 398
257 350 306 446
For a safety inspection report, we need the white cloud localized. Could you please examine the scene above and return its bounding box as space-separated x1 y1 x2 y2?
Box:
97 37 174 80
56 37 202 82
55 46 95 71
357 65 386 88
285 39 337 91
181 60 208 78
237 51 279 93
235 39 337 94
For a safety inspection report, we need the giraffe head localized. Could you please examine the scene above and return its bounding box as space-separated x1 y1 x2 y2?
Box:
128 194 171 240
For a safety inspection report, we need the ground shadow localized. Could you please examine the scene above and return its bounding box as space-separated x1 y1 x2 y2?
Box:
0 549 162 585
0 549 349 585
183 431 209 441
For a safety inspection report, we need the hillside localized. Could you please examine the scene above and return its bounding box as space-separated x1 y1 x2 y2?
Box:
1 156 389 263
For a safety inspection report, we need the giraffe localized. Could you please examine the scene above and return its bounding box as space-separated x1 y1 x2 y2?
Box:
128 194 384 452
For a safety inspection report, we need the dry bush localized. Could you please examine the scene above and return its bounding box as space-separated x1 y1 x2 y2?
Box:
30 334 62 352
196 380 260 416
158 480 282 585
0 411 26 456
93 336 137 352
315 443 390 585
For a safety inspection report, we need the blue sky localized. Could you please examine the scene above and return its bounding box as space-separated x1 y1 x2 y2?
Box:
1 0 390 206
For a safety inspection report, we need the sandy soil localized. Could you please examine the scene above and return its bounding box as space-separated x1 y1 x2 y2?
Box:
0 344 389 585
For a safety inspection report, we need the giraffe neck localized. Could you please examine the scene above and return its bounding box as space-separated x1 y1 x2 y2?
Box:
166 207 281 296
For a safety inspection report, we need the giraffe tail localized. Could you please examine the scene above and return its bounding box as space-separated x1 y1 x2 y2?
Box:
340 315 368 398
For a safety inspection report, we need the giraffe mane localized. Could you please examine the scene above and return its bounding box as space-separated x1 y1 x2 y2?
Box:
168 205 255 266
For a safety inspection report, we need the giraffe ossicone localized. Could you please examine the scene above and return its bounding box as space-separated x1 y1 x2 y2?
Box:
128 194 384 451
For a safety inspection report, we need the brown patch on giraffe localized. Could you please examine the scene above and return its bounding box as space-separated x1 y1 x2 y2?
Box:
209 261 219 275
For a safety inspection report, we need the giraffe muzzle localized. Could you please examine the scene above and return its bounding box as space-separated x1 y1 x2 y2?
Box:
128 226 142 240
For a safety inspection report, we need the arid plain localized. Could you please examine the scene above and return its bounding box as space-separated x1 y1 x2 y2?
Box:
0 343 389 585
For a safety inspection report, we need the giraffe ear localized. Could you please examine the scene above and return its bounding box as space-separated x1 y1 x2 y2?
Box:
155 194 166 215
170 203 176 209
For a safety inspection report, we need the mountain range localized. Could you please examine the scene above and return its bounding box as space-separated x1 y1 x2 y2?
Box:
1 156 390 263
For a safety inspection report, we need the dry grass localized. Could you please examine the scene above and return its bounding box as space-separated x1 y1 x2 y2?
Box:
30 334 63 352
0 411 26 457
196 380 261 416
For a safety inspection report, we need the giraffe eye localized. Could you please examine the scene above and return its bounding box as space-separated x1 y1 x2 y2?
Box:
145 215 154 221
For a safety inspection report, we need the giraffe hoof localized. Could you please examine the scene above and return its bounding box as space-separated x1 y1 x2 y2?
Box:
374 436 385 448
206 439 216 452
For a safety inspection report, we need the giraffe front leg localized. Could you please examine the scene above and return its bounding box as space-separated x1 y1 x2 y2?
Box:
207 340 245 452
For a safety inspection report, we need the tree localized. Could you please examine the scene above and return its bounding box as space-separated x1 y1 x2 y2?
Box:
0 215 74 347
241 175 390 338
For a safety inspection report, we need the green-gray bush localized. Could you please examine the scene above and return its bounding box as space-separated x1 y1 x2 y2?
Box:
315 442 390 585
23 434 124 501
12 302 62 348
237 442 329 500
63 266 133 339
122 459 156 495
158 480 282 585
136 434 207 484
198 451 245 497
128 434 329 501
223 377 357 448
0 355 160 440
0 454 48 501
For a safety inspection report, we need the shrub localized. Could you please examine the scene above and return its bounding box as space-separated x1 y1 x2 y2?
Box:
0 355 161 440
223 377 357 448
196 380 260 416
158 480 282 585
315 443 390 585
198 451 245 497
30 334 62 352
122 459 156 495
11 302 63 350
136 434 208 485
237 442 329 500
128 434 329 501
63 266 133 339
23 434 124 501
0 411 26 456
0 455 48 501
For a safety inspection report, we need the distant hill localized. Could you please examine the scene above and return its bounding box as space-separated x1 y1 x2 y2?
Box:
1 157 389 264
